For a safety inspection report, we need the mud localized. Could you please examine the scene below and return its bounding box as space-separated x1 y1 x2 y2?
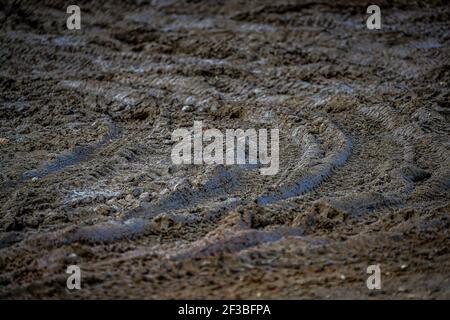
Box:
0 0 449 299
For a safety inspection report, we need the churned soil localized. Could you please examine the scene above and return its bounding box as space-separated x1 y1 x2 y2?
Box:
0 0 449 299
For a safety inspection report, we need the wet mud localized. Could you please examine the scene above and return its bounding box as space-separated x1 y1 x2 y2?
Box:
0 0 449 299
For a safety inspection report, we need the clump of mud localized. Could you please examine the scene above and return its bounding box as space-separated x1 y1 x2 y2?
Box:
0 0 449 299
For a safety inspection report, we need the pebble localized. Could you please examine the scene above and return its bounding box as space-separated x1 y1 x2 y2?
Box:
184 96 195 106
182 105 193 112
139 192 151 202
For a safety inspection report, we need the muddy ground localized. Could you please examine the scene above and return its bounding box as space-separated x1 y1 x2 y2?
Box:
0 0 449 299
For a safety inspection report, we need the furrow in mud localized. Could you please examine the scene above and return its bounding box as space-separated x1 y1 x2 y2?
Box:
124 165 240 219
51 118 352 244
257 119 352 205
21 119 119 180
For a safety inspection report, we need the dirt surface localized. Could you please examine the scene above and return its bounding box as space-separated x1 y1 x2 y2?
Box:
0 0 449 299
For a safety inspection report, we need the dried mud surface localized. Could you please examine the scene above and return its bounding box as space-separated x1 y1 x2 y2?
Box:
0 0 449 299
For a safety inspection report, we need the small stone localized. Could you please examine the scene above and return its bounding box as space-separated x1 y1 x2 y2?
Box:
31 177 39 182
401 264 408 270
125 194 134 202
139 192 150 202
340 274 346 280
182 105 193 112
65 252 78 263
0 137 9 145
184 96 195 106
